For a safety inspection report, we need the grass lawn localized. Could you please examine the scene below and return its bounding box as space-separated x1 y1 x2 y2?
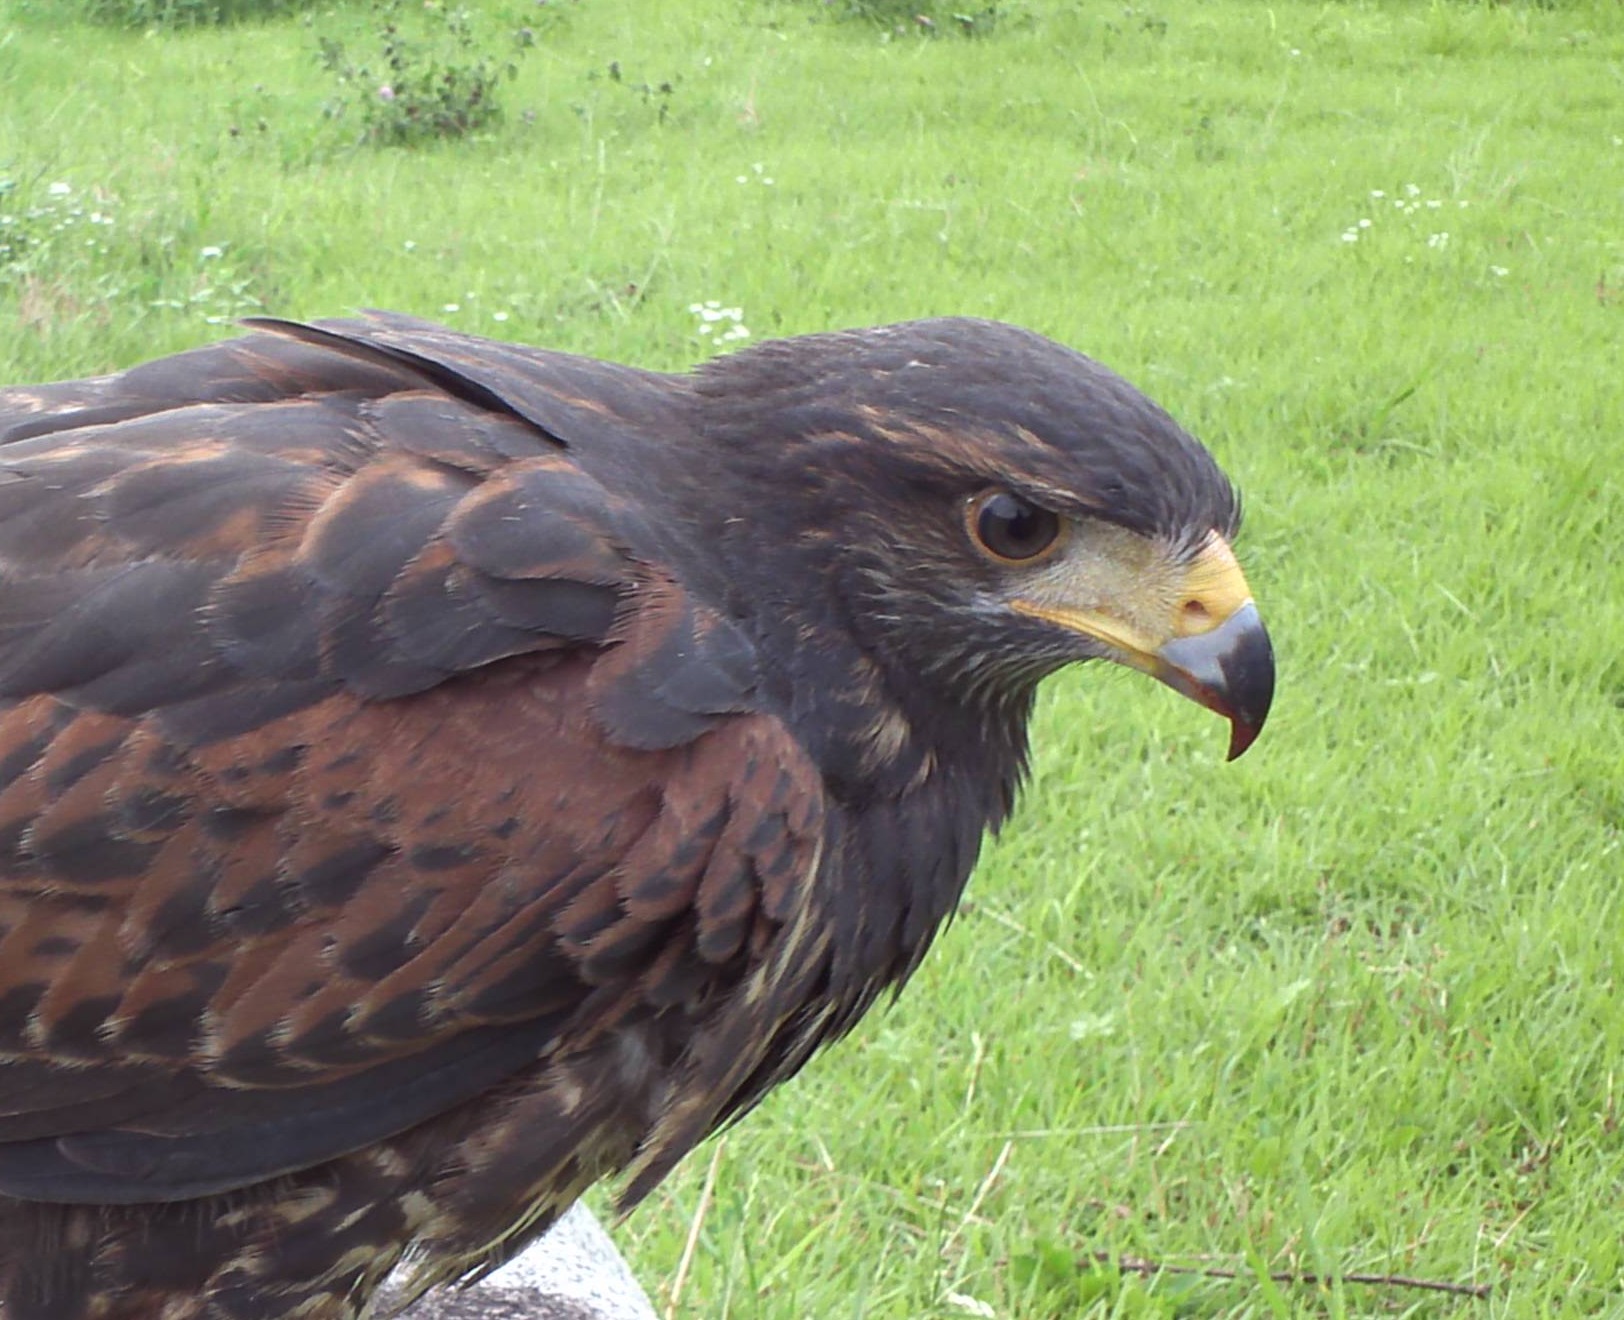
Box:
3 0 1622 1314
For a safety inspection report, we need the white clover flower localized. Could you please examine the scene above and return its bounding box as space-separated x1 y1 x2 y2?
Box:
1405 183 1422 197
1427 232 1449 249
492 310 509 322
47 181 72 197
200 245 224 260
1370 189 1386 199
442 302 460 312
1358 217 1372 228
403 240 417 251
1490 265 1509 277
690 300 748 342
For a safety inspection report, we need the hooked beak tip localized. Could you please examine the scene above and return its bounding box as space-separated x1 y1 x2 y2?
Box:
1226 715 1263 762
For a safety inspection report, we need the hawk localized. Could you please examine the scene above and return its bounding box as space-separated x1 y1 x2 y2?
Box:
0 315 1272 1318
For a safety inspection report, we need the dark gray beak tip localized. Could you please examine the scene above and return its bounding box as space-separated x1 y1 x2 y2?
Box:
1219 607 1275 761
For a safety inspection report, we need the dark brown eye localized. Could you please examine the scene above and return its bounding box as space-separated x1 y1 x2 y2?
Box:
967 490 1063 564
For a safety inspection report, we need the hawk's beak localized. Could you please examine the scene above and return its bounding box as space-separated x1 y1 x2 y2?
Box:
1149 600 1274 760
1012 533 1274 760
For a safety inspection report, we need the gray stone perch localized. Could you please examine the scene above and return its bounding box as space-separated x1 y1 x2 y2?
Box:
388 1205 659 1320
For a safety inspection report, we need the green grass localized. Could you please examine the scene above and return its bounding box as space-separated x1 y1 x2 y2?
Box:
3 0 1623 1314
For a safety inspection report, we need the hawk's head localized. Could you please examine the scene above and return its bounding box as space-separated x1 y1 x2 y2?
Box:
691 317 1274 764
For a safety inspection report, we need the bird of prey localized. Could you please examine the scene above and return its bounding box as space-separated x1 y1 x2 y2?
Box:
0 314 1272 1319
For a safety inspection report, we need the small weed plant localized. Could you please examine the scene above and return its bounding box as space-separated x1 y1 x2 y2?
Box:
820 0 1012 37
319 0 536 146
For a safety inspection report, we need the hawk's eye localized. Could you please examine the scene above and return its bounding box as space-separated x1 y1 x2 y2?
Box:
967 491 1063 564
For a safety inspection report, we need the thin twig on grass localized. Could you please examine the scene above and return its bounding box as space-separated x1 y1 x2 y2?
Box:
977 905 1088 975
962 1029 986 1114
992 1121 1194 1139
1085 1252 1493 1299
1490 1199 1535 1253
941 1139 1014 1260
787 1160 994 1228
665 1138 725 1319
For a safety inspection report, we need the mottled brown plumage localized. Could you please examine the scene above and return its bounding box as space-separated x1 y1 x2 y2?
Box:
0 314 1272 1318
